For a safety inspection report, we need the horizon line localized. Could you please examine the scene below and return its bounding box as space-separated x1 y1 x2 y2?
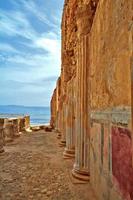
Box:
0 104 50 108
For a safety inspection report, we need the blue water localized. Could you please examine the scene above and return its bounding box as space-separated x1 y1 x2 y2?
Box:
0 105 50 125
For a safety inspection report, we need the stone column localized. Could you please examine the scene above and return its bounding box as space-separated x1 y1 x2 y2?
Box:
12 118 20 137
56 77 61 135
57 111 62 139
130 23 133 166
54 110 59 133
4 119 14 143
59 107 63 142
55 81 59 132
63 78 75 158
59 102 67 147
0 119 5 153
72 4 91 181
19 117 25 132
24 115 30 131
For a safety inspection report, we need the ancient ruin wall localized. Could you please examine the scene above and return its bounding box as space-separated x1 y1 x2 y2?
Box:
51 0 133 121
50 1 133 199
89 0 132 110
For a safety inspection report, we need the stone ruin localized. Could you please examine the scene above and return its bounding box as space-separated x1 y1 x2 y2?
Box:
0 115 30 153
50 0 133 200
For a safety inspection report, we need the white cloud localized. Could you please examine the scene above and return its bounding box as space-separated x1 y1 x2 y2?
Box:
35 37 61 55
0 8 61 56
5 52 60 70
0 43 18 53
0 0 62 106
0 9 37 40
20 0 59 29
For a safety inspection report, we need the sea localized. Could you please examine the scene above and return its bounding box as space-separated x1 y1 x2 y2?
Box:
0 105 50 125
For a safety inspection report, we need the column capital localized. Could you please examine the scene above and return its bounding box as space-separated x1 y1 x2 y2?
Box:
76 1 98 37
76 4 91 37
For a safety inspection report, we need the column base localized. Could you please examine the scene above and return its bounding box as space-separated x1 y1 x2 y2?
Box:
63 148 75 159
4 137 14 143
57 135 61 139
54 129 59 133
57 133 61 139
13 132 21 138
25 128 32 133
72 168 90 182
0 148 5 154
59 140 66 147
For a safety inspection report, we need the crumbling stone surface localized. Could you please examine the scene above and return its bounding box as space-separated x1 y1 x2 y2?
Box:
50 0 133 200
3 115 31 143
4 120 14 143
89 0 132 109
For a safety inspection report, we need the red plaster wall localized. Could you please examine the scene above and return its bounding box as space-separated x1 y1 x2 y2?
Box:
112 127 133 200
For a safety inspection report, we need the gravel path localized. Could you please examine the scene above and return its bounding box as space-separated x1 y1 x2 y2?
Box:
0 130 96 200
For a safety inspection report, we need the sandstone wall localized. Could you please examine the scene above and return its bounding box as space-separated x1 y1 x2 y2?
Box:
50 89 57 128
89 0 132 110
50 0 133 199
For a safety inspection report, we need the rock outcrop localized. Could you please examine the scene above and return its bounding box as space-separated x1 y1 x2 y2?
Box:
50 0 133 199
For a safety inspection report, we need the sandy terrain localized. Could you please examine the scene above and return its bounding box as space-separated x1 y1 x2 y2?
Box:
0 130 96 200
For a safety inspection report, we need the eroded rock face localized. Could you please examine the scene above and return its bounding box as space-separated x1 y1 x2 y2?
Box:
89 0 132 110
50 0 133 199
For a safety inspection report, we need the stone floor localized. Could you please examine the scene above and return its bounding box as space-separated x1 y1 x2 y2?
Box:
0 130 96 200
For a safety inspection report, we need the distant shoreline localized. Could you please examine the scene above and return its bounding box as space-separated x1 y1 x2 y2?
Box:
0 105 50 125
0 105 50 108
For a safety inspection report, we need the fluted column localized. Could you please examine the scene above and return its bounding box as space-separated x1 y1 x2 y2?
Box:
59 101 67 147
72 4 91 181
57 111 62 139
130 24 133 166
63 78 75 158
59 107 64 144
0 119 5 153
55 109 59 133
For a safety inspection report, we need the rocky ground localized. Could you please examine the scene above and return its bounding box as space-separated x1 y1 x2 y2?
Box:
0 130 96 200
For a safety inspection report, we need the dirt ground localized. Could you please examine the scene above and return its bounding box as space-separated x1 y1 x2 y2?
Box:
0 130 96 200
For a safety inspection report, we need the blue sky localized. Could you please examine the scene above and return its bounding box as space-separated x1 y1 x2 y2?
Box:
0 0 64 106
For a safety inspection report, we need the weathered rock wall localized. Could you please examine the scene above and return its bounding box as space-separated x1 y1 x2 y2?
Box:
50 0 133 199
90 0 132 110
